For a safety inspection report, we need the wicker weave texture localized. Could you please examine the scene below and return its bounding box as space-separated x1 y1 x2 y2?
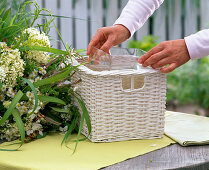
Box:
73 63 166 142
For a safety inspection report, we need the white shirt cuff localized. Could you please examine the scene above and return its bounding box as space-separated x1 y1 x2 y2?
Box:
184 29 209 60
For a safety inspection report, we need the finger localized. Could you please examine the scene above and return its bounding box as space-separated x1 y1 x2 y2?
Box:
160 63 178 73
138 45 164 64
142 50 169 67
151 56 172 69
88 42 103 62
87 32 103 55
100 39 113 54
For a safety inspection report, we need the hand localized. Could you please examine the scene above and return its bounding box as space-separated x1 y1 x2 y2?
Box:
87 24 131 55
138 39 191 73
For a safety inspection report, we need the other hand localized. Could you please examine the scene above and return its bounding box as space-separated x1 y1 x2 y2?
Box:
138 39 190 73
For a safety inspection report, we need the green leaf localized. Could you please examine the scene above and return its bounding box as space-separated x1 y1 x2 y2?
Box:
19 45 69 55
44 115 62 126
37 132 47 139
38 95 66 105
12 109 25 147
22 78 38 115
0 90 23 126
0 8 5 16
76 97 91 137
50 107 69 113
0 109 25 151
2 8 11 21
33 65 80 87
0 82 2 89
73 111 85 153
61 116 78 145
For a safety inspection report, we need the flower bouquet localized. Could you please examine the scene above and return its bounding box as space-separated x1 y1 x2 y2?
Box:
0 1 91 151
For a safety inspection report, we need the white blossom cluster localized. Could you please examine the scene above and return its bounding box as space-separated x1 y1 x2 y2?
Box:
27 67 46 84
0 116 44 141
0 85 45 141
23 28 50 64
0 42 25 87
0 121 20 141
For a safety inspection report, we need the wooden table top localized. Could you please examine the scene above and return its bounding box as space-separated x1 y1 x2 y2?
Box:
1 140 209 170
103 143 209 170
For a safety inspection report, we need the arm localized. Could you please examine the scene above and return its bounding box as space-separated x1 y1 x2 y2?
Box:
114 0 164 37
87 0 164 55
185 29 209 60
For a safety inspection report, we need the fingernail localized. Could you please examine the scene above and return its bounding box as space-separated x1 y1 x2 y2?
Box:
138 59 142 63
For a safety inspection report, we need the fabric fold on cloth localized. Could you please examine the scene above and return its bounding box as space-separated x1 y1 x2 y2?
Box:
165 111 209 146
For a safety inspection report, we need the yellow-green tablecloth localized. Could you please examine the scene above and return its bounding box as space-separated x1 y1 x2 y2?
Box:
0 133 174 170
3 110 209 169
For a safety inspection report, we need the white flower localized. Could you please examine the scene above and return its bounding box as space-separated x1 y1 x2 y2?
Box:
29 74 35 80
0 42 6 48
32 69 38 76
22 28 50 64
26 91 34 99
73 86 78 92
0 45 24 87
26 122 43 136
0 94 5 101
60 63 65 69
59 126 68 134
0 66 6 82
6 88 15 98
29 113 36 120
34 106 41 113
35 77 42 82
1 85 7 92
3 101 11 109
26 130 33 135
39 131 43 136
21 106 28 113
39 67 46 75
16 103 21 110
32 122 43 131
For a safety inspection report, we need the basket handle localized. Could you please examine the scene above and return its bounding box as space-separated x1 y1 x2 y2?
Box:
121 75 146 92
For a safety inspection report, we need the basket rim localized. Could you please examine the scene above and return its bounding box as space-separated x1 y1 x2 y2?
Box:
71 57 159 76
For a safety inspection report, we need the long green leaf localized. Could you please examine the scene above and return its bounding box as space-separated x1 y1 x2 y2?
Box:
12 109 25 148
61 116 78 146
22 78 38 115
50 107 69 113
38 95 66 105
73 112 85 153
76 97 91 137
33 65 80 87
0 109 25 151
0 90 23 126
19 45 69 55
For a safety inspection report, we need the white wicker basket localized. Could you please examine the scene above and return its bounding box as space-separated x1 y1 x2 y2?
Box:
72 51 166 142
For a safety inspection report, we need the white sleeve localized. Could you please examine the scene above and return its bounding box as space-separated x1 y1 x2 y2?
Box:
184 30 209 59
114 0 164 37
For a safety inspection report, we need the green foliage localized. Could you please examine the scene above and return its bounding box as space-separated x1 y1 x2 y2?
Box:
0 1 33 46
167 57 209 110
0 1 91 152
128 35 159 52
